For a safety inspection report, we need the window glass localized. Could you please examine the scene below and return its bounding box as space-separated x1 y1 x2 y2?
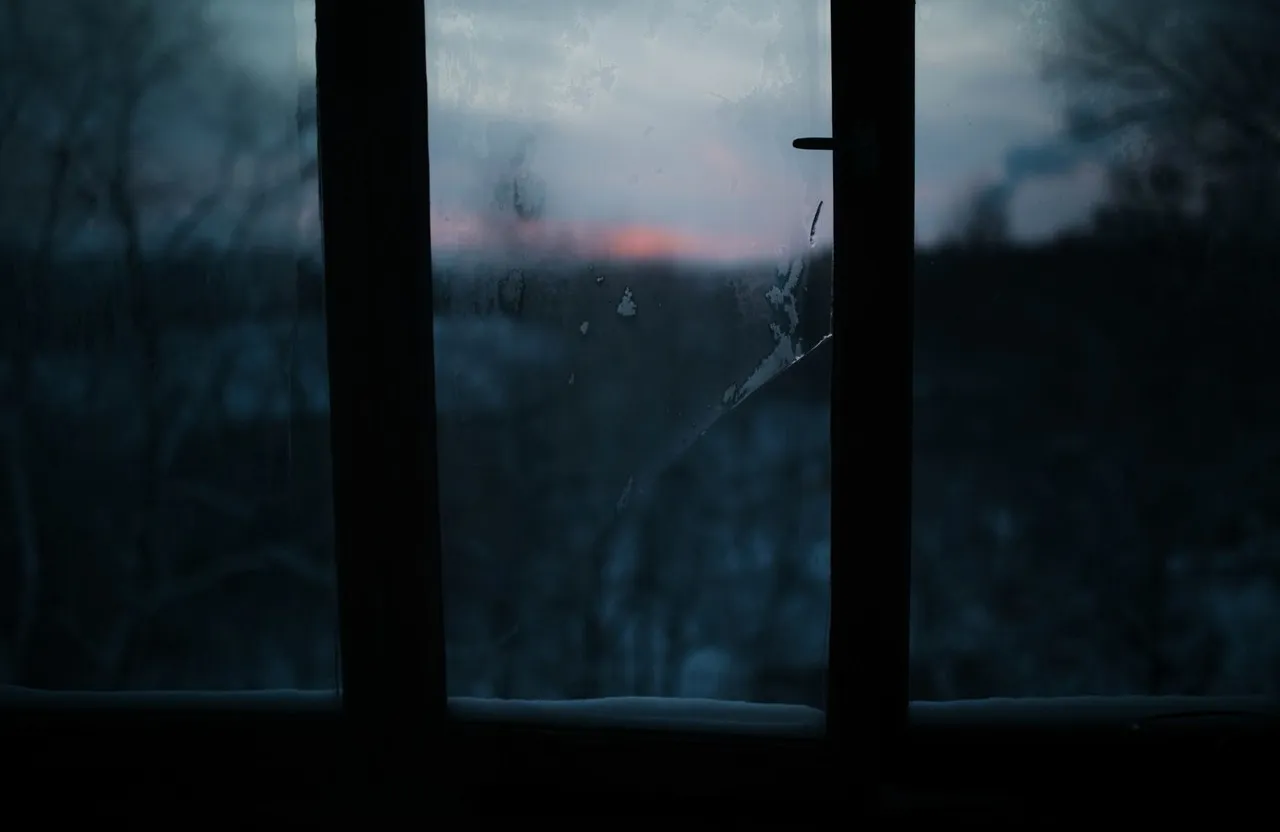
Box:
0 0 335 690
426 0 833 705
914 0 1280 697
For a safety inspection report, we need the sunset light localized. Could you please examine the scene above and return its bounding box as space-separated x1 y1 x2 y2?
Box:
428 210 788 264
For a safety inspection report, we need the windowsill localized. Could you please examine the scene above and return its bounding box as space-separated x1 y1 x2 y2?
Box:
3 687 1275 807
907 695 1280 753
6 689 1272 813
0 686 828 799
901 695 1280 798
0 685 821 736
449 695 826 736
911 694 1280 730
4 684 1273 735
5 686 1275 777
0 685 341 711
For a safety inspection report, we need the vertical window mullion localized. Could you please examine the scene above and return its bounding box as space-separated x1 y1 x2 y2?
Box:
314 0 446 768
827 0 915 773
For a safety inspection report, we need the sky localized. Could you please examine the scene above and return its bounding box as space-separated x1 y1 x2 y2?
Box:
223 0 1112 258
914 0 1108 244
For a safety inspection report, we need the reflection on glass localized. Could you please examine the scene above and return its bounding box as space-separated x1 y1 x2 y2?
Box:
914 0 1280 698
0 0 335 690
427 1 833 704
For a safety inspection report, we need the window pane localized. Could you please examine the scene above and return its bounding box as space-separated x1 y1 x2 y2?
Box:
427 0 833 705
914 0 1280 697
0 0 336 690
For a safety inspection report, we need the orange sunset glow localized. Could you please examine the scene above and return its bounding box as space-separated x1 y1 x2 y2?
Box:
428 209 791 264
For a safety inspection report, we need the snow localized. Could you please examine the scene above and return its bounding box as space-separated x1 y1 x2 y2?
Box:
911 696 1280 728
450 695 825 735
0 685 339 710
5 684 1271 739
0 685 824 736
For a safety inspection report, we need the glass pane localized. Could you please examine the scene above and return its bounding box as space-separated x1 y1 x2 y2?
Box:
0 0 336 690
914 0 1280 697
427 0 833 705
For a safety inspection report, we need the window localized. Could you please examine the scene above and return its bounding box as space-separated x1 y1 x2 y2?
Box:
424 1 833 709
1 0 918 799
30 0 1276 808
0 0 840 712
0 0 336 691
912 0 1280 701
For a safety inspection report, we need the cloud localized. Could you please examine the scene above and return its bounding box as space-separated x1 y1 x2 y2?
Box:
930 135 1105 244
914 0 1097 245
210 0 1124 253
1007 160 1107 240
416 0 833 261
995 136 1107 239
223 1 832 262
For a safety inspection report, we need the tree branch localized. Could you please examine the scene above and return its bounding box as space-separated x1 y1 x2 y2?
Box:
1057 1 1280 160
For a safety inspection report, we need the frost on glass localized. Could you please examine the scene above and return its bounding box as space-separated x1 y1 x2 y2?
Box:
0 1 336 689
427 0 833 703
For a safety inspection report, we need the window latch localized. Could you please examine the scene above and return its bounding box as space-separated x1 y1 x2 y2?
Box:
792 137 835 151
793 129 877 177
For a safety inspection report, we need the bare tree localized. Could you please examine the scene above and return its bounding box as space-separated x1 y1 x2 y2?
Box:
1047 0 1280 234
1041 0 1280 694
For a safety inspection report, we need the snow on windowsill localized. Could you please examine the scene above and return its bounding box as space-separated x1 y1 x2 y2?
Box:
0 685 341 711
0 685 824 735
4 685 1274 736
7 685 1278 742
911 695 1280 730
449 696 826 736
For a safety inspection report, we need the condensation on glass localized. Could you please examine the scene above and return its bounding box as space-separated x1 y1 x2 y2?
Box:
913 0 1280 699
426 1 834 704
0 1 336 690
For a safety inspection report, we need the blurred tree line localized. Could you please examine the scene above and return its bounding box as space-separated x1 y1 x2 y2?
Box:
0 0 329 688
910 0 1280 697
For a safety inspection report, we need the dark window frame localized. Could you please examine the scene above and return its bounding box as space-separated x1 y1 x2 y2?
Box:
0 1 881 801
4 0 1263 814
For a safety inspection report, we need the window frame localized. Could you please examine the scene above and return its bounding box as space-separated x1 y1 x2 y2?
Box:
0 0 873 795
5 0 1262 812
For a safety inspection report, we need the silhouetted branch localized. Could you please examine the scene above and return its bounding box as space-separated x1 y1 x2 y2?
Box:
1052 0 1280 161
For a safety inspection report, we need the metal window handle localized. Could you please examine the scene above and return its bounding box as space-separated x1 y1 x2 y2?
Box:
792 130 877 176
792 137 835 151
